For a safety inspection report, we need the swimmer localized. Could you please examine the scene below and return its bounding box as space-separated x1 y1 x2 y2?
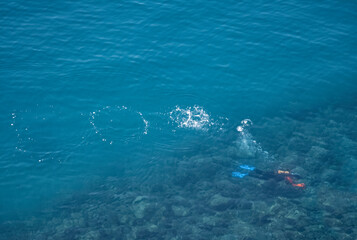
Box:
232 165 306 188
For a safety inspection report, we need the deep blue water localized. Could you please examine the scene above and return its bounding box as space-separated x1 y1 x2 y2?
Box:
1 0 357 239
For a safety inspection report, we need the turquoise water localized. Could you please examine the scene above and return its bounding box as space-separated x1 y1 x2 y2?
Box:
1 0 357 239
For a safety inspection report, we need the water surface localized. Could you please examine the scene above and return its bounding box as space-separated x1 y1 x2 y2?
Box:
1 0 356 239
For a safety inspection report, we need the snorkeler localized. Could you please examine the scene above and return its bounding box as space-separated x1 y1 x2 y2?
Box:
232 165 306 188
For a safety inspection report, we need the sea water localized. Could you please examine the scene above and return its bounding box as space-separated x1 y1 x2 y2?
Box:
0 0 356 239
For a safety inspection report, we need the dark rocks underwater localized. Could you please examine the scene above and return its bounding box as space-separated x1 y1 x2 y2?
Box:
1 106 356 240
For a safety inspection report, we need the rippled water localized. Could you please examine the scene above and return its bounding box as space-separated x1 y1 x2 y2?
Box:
1 0 357 239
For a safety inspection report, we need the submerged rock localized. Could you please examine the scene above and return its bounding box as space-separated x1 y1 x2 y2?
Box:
201 216 229 229
79 230 100 240
308 146 328 160
134 224 159 239
209 194 234 211
172 205 190 217
218 234 238 240
132 196 155 219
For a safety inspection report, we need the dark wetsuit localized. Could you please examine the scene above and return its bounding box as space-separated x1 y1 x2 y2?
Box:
249 169 301 181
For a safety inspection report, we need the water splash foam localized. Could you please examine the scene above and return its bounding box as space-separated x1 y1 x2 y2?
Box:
169 105 212 130
236 119 253 134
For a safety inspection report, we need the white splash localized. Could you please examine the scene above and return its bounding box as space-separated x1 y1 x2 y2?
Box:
236 119 253 134
169 105 212 129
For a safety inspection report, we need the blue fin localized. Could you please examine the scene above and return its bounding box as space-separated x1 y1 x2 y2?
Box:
239 165 255 171
232 172 248 178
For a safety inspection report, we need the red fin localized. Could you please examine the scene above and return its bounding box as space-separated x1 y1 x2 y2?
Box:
285 176 305 189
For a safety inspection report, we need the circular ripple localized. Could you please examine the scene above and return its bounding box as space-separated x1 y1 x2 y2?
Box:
9 105 79 164
89 105 149 145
